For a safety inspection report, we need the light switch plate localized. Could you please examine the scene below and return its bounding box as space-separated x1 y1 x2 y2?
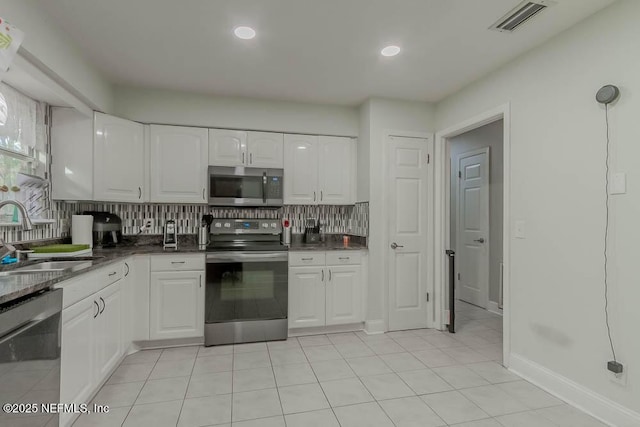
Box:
514 220 526 239
610 172 626 195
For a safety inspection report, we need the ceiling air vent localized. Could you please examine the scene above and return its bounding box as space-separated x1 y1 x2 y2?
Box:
490 0 556 33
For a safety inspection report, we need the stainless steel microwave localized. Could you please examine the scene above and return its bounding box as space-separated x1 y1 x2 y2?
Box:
208 166 284 207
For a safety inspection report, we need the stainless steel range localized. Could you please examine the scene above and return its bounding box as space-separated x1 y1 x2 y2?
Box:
205 218 288 346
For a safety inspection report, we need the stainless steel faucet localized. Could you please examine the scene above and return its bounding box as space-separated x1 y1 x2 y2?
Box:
0 200 33 260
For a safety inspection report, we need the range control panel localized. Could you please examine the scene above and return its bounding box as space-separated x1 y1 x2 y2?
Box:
211 219 282 234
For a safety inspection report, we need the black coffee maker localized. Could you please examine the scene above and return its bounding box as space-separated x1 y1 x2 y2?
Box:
84 211 123 248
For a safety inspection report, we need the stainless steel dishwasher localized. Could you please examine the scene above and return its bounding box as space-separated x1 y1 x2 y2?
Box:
0 288 62 427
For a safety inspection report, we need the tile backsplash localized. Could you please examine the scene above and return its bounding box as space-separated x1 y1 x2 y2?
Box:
0 201 368 243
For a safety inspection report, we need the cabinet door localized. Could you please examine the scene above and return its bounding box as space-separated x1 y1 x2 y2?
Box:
208 129 247 166
284 135 319 204
318 136 354 205
150 271 204 339
60 296 95 426
93 281 123 383
247 132 284 168
94 113 145 202
288 267 325 328
51 107 94 201
150 125 209 203
325 265 361 325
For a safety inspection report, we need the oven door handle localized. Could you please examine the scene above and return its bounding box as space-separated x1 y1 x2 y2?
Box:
206 251 288 263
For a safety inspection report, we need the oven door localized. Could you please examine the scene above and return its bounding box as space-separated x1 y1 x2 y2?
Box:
208 166 283 206
206 251 288 324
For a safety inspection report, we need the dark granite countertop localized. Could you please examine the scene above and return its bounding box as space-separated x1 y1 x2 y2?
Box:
288 234 368 251
0 236 205 306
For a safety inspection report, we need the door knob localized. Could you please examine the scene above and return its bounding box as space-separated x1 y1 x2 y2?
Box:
390 242 404 249
474 238 485 243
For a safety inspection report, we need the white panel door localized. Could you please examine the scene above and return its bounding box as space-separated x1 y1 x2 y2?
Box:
326 265 361 325
388 135 431 331
284 134 319 204
60 296 95 427
150 271 204 339
208 129 247 166
456 149 490 308
93 281 122 383
288 267 325 328
318 136 353 205
94 113 145 202
247 132 284 168
150 125 209 203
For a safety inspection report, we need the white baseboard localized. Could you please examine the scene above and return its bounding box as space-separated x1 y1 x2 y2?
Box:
288 323 364 337
487 301 503 316
364 319 385 335
510 353 640 427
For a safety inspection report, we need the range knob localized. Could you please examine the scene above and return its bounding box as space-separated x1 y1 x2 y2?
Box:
262 223 269 228
214 223 222 228
270 223 277 228
224 222 231 228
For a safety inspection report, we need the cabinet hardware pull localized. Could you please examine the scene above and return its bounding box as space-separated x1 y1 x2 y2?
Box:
108 272 117 276
171 261 186 264
203 188 205 199
94 301 100 318
321 190 323 201
99 297 105 314
242 152 245 164
321 270 324 281
124 262 130 277
138 187 142 199
313 191 316 202
301 258 313 261
329 269 332 281
250 153 252 164
199 276 202 288
338 257 349 260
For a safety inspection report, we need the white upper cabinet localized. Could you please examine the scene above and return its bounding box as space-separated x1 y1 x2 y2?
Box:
284 134 319 204
208 129 247 166
209 130 283 168
284 134 355 205
93 113 145 202
318 136 354 205
247 132 284 168
150 125 208 203
51 108 95 201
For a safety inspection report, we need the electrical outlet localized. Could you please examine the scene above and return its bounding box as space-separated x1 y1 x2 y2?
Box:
608 365 628 386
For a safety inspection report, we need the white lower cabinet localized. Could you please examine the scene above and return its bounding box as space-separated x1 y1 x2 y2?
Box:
288 251 364 329
149 254 205 340
60 275 122 427
288 267 325 328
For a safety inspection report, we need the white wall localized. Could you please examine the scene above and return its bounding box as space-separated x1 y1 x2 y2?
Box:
436 0 640 417
365 98 435 323
114 86 358 136
450 120 503 305
0 0 113 112
357 100 371 202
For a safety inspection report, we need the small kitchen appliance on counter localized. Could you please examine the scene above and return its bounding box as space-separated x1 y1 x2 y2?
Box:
163 219 177 249
205 218 288 346
84 211 122 248
198 215 213 250
304 218 320 243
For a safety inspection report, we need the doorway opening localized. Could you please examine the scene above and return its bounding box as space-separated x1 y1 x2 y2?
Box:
434 104 510 366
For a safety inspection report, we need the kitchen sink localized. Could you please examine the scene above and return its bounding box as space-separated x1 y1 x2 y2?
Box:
0 260 94 275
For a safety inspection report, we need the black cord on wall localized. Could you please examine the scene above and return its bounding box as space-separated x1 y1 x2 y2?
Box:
603 103 617 363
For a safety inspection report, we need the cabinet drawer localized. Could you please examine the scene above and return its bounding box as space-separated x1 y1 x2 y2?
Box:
150 254 205 272
326 251 361 265
289 252 326 267
56 263 123 309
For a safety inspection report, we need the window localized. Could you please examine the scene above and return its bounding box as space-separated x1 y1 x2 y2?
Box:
0 82 46 192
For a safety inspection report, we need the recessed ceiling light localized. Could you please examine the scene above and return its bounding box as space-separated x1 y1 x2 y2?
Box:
234 26 256 40
381 45 401 57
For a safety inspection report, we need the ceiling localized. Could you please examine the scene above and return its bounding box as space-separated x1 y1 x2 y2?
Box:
37 0 614 106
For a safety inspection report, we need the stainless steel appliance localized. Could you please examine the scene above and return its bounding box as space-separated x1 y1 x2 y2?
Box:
208 166 284 207
205 218 288 346
163 219 177 249
0 289 62 426
84 211 122 248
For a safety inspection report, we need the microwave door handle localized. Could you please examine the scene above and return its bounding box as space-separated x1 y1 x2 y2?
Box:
262 172 267 203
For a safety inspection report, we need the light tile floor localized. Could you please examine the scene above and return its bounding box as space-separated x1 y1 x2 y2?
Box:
74 301 605 426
